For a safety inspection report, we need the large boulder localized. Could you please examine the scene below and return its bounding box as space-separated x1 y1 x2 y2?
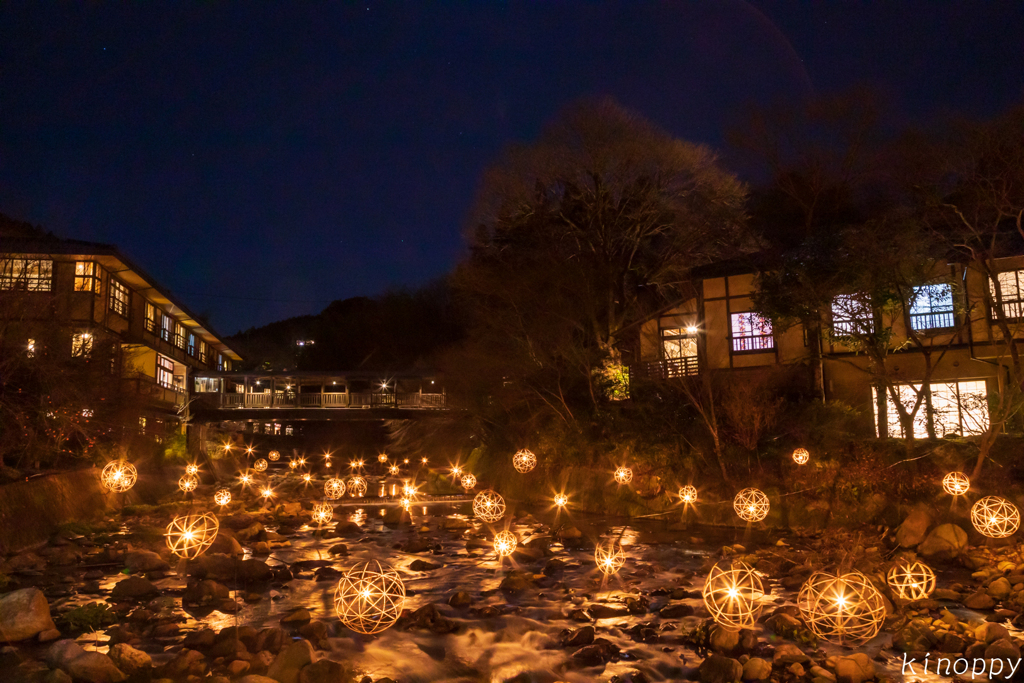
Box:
110 576 159 601
917 524 968 559
699 655 743 683
209 532 244 557
741 657 771 681
107 643 151 676
831 653 875 683
0 588 57 642
266 639 316 683
895 509 933 548
48 640 125 683
124 550 169 573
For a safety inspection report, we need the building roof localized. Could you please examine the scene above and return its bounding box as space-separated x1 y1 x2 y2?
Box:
1 235 243 361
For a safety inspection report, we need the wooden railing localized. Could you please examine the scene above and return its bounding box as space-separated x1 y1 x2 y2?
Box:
632 357 699 380
214 392 445 409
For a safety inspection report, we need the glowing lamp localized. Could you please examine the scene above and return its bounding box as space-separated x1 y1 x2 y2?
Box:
554 494 568 507
512 449 537 473
798 571 886 645
942 471 970 496
461 473 477 490
388 464 400 476
400 497 412 510
334 561 406 635
268 450 280 461
971 496 1020 538
613 466 633 484
733 488 770 522
213 489 231 506
165 512 219 560
403 483 418 497
261 486 273 499
473 489 506 523
101 461 137 493
253 458 268 472
324 478 347 499
239 472 253 486
289 460 299 470
702 562 766 630
303 473 312 483
348 476 367 498
595 539 626 575
451 465 463 477
792 448 809 465
311 501 334 525
493 530 517 557
179 474 198 493
378 453 388 463
185 463 199 476
679 485 698 504
886 559 936 602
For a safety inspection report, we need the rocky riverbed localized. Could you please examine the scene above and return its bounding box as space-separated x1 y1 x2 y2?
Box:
1 474 1024 682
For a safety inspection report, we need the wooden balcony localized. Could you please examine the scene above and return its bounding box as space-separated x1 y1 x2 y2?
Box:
632 356 699 380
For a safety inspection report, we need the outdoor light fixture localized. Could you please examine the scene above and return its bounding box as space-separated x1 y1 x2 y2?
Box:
253 458 268 472
101 461 138 493
554 494 568 507
311 501 334 525
186 463 199 476
334 561 405 635
792 448 810 465
214 489 231 506
679 485 698 504
348 476 367 498
324 478 346 499
460 473 477 489
512 449 537 473
798 571 886 645
261 486 273 499
702 562 766 630
179 474 198 493
303 473 312 483
595 539 626 575
239 472 252 485
165 512 219 560
886 559 936 602
733 488 770 522
388 464 399 475
613 466 633 484
971 496 1020 538
378 453 388 463
493 530 517 557
451 465 463 477
421 458 428 464
942 471 970 496
472 489 505 522
268 450 281 461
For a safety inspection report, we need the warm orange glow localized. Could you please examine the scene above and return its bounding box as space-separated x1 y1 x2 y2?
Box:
733 488 770 522
253 459 268 472
493 530 517 557
595 539 626 575
186 463 199 476
798 572 886 645
792 448 809 465
311 501 334 525
887 560 936 602
679 485 697 504
334 561 405 635
512 449 537 473
971 496 1020 538
554 494 568 507
268 450 280 461
165 512 219 559
348 476 367 498
214 489 231 506
261 487 273 498
460 473 477 489
378 453 389 463
101 461 137 493
473 490 505 522
942 471 970 496
324 478 346 499
613 466 632 484
703 562 766 630
179 474 198 493
388 464 400 475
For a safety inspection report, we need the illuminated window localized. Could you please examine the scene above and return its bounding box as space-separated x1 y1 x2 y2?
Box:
74 262 100 293
874 381 989 438
161 315 172 343
285 426 294 436
660 327 698 376
991 271 1024 319
157 355 174 389
173 323 186 349
71 332 93 358
81 408 93 418
198 341 208 364
187 333 196 356
223 358 231 371
144 302 159 334
252 423 260 434
910 283 954 330
193 377 220 392
831 294 874 337
730 312 774 352
26 338 35 358
274 423 281 435
0 258 53 291
217 353 224 371
139 416 146 434
109 279 129 317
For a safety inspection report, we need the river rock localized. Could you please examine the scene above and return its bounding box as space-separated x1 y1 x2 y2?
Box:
209 532 244 557
988 577 1012 600
448 591 473 608
773 643 808 664
0 587 57 641
107 643 151 676
439 517 470 530
560 625 595 648
298 659 350 683
985 637 1021 660
975 622 1010 644
741 657 771 681
895 509 933 548
571 638 619 666
183 580 231 606
280 608 311 625
238 676 279 683
965 592 996 610
110 576 159 601
709 625 740 654
65 651 126 683
589 604 630 619
239 559 274 583
499 571 532 594
266 639 317 683
409 559 441 571
698 654 742 683
831 653 875 683
124 550 169 573
917 524 967 559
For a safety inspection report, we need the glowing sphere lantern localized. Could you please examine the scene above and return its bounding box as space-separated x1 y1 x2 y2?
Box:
324 478 346 500
185 463 199 476
101 461 137 493
334 560 406 635
261 486 274 499
613 466 633 484
268 450 280 461
971 496 1021 538
493 530 517 557
473 489 506 522
792 448 809 465
213 489 231 506
595 539 626 575
512 449 537 473
460 473 477 490
886 559 936 602
798 571 886 645
253 458 268 472
702 562 766 630
554 494 568 507
179 474 198 493
311 501 334 525
378 453 389 463
733 488 770 522
679 485 698 504
165 512 219 560
388 464 400 476
348 476 367 498
942 471 970 496
289 459 299 470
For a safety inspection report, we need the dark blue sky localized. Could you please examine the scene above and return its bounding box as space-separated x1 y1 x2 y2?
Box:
2 2 1022 335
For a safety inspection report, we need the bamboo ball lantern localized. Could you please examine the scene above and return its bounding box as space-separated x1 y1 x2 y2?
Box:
348 476 367 498
179 473 198 493
388 464 400 476
798 571 886 645
239 472 253 486
334 560 406 635
595 539 626 575
792 448 810 465
253 458 268 472
702 562 766 630
614 466 633 485
971 496 1021 538
268 450 280 461
213 489 231 506
554 494 568 507
185 463 199 476
473 489 506 522
101 461 137 493
512 449 537 473
311 501 334 525
378 453 389 463
679 485 698 504
400 496 412 510
942 471 970 496
403 483 418 497
461 473 477 490
886 559 936 602
733 488 770 522
289 459 299 470
324 477 346 500
261 486 274 499
493 530 517 557
450 465 463 477
165 512 219 560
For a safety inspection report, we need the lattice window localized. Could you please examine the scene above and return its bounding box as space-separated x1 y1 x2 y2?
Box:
909 283 954 330
730 312 774 352
109 279 130 317
74 261 100 293
0 259 53 291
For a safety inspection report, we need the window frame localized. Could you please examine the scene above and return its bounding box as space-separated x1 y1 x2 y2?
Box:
156 354 175 389
831 293 875 338
908 282 956 332
71 332 93 358
173 322 186 350
729 311 775 353
0 258 53 292
160 314 172 343
108 278 130 318
74 261 101 294
144 302 159 334
659 326 699 375
990 270 1024 320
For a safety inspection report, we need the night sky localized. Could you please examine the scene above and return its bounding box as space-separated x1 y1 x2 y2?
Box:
2 2 1022 335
